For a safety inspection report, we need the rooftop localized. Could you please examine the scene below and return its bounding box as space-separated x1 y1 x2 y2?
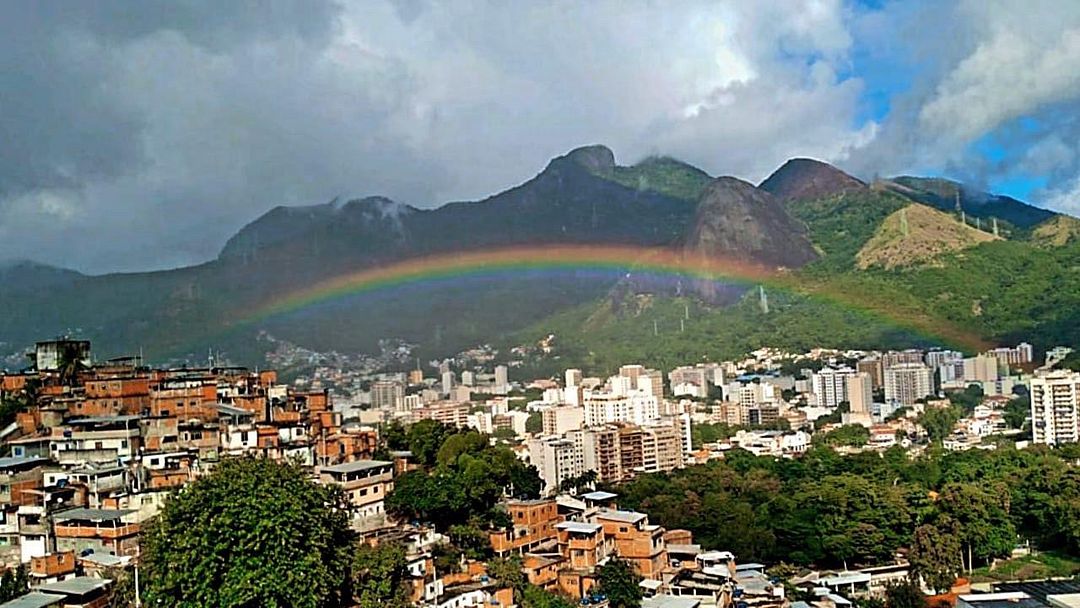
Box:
580 491 618 501
819 572 872 586
555 522 602 534
0 456 50 470
642 595 701 608
54 508 134 522
595 510 647 524
996 582 1080 602
39 577 112 596
67 415 141 425
0 593 64 608
321 460 393 474
215 403 254 417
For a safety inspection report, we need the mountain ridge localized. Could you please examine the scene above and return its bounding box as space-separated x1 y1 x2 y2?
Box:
0 145 1073 368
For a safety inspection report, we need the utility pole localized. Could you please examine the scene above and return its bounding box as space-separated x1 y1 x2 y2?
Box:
653 320 658 336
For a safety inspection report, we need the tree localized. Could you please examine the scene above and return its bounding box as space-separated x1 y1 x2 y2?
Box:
918 407 961 443
884 579 927 608
142 458 352 607
935 483 1016 570
909 524 962 593
525 412 543 435
352 541 410 608
0 564 27 602
596 558 642 608
521 585 576 608
815 425 871 448
488 556 526 600
106 566 136 608
1003 396 1030 430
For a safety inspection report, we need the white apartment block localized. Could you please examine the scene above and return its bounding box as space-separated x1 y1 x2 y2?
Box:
583 392 659 427
526 437 585 494
811 367 856 408
542 405 585 435
884 362 933 405
962 355 1000 383
1030 370 1080 445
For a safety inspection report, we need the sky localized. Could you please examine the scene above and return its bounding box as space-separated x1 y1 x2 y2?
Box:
3 0 1080 273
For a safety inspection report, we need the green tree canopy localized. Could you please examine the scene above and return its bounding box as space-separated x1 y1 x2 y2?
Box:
596 557 642 608
142 458 352 608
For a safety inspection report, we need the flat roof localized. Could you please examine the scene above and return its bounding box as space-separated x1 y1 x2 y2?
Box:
736 563 766 571
820 573 872 586
595 510 647 524
54 508 134 522
215 404 254 417
78 553 127 567
68 415 141 425
555 522 602 534
40 577 112 596
668 544 702 555
0 456 50 470
0 593 64 608
642 595 702 608
1049 595 1080 608
321 460 393 474
996 582 1080 602
580 491 618 501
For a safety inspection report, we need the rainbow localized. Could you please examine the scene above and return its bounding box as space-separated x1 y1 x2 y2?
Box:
241 244 993 353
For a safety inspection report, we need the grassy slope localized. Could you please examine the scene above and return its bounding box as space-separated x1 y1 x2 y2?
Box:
856 203 1000 270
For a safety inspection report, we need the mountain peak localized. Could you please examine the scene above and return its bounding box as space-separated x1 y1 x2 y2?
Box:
686 176 818 268
759 157 865 203
548 144 616 174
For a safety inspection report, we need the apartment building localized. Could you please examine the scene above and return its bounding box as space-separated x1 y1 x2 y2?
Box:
489 498 561 555
883 363 933 406
318 460 395 519
1030 370 1080 445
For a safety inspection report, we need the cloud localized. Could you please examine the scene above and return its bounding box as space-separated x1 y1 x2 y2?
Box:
9 0 1080 273
0 0 882 273
847 0 1080 207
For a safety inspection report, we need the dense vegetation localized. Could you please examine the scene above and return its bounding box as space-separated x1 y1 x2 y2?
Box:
613 444 1080 589
142 458 354 607
383 420 543 530
511 290 934 377
604 156 714 202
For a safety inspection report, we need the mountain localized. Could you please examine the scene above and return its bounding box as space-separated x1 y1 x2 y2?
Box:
881 176 1057 230
0 145 816 366
686 177 817 268
759 158 866 203
0 260 83 294
4 144 1078 372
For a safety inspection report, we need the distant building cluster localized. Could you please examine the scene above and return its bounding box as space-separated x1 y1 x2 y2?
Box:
0 334 1076 608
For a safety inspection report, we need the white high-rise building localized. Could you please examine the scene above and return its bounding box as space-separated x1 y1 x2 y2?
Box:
461 371 475 386
371 380 405 411
565 369 582 388
884 362 933 405
583 393 659 427
441 371 455 395
962 356 1000 383
1030 371 1080 445
526 437 584 495
494 365 509 394
811 367 856 408
842 372 874 427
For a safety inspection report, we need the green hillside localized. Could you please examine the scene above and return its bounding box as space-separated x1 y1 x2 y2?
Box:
513 187 1078 374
